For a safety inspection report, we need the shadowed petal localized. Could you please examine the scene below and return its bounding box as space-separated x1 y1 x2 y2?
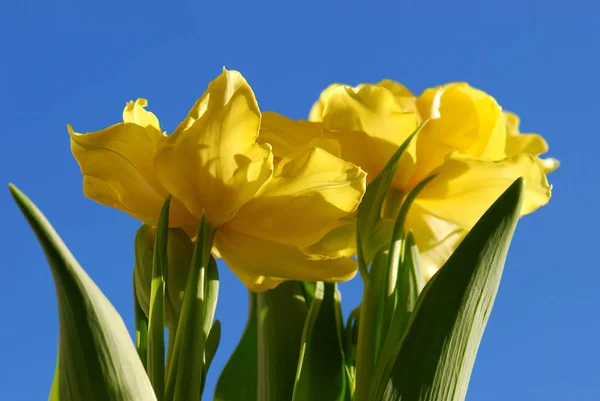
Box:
215 227 357 291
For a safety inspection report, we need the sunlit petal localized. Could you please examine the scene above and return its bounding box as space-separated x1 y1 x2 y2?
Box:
68 123 194 226
122 98 162 133
503 111 558 173
259 111 323 158
406 203 468 279
303 222 357 259
412 83 506 183
415 152 551 230
319 84 419 187
226 146 365 249
154 69 274 227
375 79 419 115
308 83 343 122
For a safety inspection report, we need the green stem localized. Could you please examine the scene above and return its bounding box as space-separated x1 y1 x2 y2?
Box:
256 291 270 401
354 281 376 401
165 317 178 373
354 251 387 401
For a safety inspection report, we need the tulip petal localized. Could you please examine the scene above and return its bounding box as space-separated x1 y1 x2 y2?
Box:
68 123 194 226
214 228 357 291
308 83 343 122
319 84 419 187
503 111 558 173
505 133 550 157
503 110 549 156
541 157 560 173
412 83 506 183
405 203 468 279
415 153 551 230
154 69 274 227
123 98 161 133
258 111 323 158
375 79 418 114
225 146 366 249
304 222 357 259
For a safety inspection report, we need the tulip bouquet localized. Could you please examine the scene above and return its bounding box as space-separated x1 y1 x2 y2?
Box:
9 69 557 401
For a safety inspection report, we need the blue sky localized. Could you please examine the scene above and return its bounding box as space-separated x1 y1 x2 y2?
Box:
1 1 597 400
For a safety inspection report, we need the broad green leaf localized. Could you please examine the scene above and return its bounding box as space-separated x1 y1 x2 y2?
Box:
292 283 350 401
49 359 59 401
9 184 155 401
377 178 525 401
257 281 309 401
147 197 171 400
356 122 427 271
165 214 217 401
214 293 258 401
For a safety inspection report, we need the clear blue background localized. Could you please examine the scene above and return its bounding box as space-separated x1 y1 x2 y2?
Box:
1 1 596 400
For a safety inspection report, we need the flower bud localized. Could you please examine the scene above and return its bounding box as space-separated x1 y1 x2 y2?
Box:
133 224 194 327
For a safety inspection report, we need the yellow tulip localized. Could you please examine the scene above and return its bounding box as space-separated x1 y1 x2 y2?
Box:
298 80 556 278
504 111 560 173
69 68 366 291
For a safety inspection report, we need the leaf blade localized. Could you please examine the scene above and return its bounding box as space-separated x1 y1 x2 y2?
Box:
214 293 258 401
356 122 427 271
256 282 308 401
147 197 171 400
378 178 525 401
9 184 155 401
165 214 217 401
292 283 350 401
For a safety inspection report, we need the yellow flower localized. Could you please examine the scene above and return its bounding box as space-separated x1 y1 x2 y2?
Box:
69 68 366 291
300 80 555 278
503 111 560 173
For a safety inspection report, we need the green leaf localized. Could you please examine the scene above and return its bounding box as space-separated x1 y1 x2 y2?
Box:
133 275 149 370
164 214 217 401
301 281 317 308
354 251 388 400
9 184 155 401
257 281 309 401
343 307 360 380
147 197 171 400
393 232 425 342
377 178 525 401
205 319 221 371
356 122 427 273
133 225 154 320
200 257 220 396
214 293 258 401
370 232 424 400
292 283 350 401
49 359 59 401
381 175 436 344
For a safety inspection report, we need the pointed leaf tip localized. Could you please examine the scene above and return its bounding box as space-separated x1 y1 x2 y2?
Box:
374 175 525 401
10 186 155 401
